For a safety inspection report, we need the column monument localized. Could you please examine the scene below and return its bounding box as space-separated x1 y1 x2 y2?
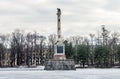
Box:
44 8 76 70
54 8 66 60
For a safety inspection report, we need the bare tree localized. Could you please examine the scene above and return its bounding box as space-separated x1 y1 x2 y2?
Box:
101 25 110 46
47 34 56 59
109 32 120 66
10 29 25 67
89 34 95 65
0 34 6 67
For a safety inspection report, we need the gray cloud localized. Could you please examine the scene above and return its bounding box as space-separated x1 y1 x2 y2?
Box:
104 0 120 12
0 0 120 37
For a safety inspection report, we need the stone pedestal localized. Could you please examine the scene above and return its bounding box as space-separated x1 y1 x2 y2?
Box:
54 54 66 60
44 59 76 70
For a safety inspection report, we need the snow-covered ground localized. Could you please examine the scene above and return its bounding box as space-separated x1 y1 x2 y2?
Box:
0 66 44 71
0 68 120 79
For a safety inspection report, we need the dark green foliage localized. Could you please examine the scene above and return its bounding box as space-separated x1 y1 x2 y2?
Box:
77 44 90 68
64 40 74 59
117 45 120 64
94 45 111 68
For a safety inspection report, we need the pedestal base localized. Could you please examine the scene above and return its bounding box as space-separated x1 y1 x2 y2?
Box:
54 54 66 60
44 59 76 70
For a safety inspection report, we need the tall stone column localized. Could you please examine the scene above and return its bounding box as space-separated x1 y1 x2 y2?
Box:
57 8 61 39
54 8 66 60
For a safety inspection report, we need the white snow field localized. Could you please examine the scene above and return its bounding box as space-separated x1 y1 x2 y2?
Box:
0 68 120 79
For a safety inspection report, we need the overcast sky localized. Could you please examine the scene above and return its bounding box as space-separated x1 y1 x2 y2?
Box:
0 0 120 37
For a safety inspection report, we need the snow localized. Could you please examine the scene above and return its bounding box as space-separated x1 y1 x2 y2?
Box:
0 66 44 71
0 68 120 79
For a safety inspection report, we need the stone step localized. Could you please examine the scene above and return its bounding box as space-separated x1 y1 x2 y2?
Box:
44 59 76 70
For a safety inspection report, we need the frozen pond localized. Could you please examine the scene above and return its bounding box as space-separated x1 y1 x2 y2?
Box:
0 68 120 79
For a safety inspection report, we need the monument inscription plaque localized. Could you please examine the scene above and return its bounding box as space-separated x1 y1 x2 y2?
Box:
57 46 63 53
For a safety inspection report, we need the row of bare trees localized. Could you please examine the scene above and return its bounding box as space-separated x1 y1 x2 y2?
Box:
0 26 120 68
0 29 54 67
